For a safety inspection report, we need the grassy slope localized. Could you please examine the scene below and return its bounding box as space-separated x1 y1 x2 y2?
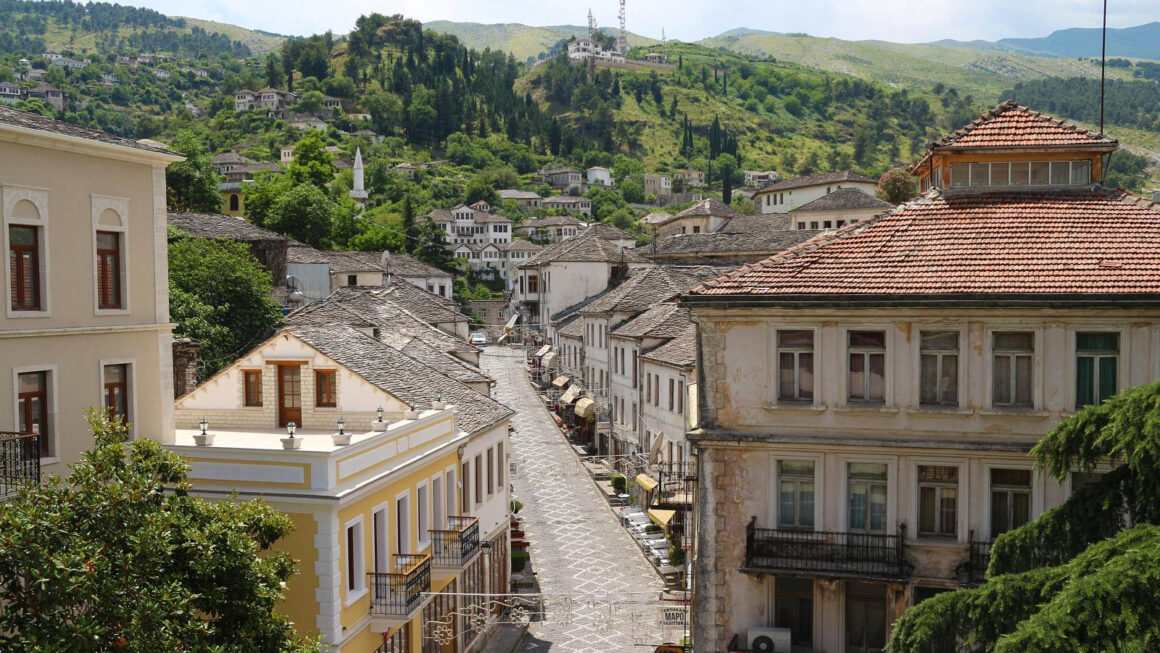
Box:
694 33 1142 99
425 20 658 61
11 13 285 56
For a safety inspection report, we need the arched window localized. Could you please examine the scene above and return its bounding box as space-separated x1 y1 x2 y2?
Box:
229 194 240 211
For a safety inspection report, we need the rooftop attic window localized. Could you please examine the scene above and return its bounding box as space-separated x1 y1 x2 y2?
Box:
949 161 1091 189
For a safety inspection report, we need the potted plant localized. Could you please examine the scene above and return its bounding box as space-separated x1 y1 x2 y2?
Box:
610 474 627 495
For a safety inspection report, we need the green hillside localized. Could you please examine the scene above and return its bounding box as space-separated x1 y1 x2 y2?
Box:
423 20 658 61
176 17 287 55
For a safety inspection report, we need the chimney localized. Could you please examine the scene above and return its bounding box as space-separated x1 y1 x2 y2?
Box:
172 338 203 398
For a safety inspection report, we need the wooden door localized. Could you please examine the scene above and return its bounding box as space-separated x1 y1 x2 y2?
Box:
277 365 301 427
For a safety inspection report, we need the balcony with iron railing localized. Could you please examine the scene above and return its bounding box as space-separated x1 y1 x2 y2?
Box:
743 521 911 581
0 432 41 501
652 461 696 509
961 532 993 586
430 516 480 569
368 553 431 627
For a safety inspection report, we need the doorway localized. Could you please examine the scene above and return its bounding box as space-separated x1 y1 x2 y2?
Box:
845 582 887 653
277 365 302 427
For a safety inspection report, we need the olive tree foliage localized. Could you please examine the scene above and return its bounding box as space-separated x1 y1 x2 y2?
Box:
0 412 317 652
890 381 1160 652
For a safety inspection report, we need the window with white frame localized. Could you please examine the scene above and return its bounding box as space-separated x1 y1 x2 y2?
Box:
416 484 429 547
395 495 410 554
848 331 886 403
917 465 958 538
345 519 365 595
372 508 388 573
992 332 1034 407
847 463 887 533
1076 332 1118 409
919 331 958 406
777 330 814 402
990 468 1031 537
777 460 815 529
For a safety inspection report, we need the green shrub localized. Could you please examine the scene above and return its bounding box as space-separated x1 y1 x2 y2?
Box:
644 524 661 533
510 499 523 515
511 549 529 573
610 474 627 494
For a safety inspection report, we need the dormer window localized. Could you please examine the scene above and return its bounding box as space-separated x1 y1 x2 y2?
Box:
949 161 1092 188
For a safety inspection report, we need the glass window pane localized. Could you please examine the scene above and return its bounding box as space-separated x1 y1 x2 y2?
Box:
848 482 867 530
919 466 958 482
1015 355 1033 405
19 371 45 393
995 332 1033 351
921 332 958 350
97 232 118 249
869 484 887 531
969 163 990 187
9 225 36 245
918 487 936 533
992 469 1031 486
1098 357 1117 403
920 354 938 404
850 331 885 348
779 352 796 398
1076 356 1095 408
939 488 957 535
950 163 969 187
991 490 1009 535
992 162 1011 186
780 460 814 476
1077 332 1118 351
779 330 813 348
849 463 887 479
1012 492 1030 528
941 355 958 404
849 354 865 400
993 354 1012 405
1071 160 1091 184
1050 161 1070 185
800 482 814 527
779 481 797 526
799 353 814 399
868 353 885 401
104 364 125 383
1010 162 1030 186
1030 162 1050 185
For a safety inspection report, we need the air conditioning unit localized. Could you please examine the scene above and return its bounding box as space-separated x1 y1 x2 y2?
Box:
747 627 792 653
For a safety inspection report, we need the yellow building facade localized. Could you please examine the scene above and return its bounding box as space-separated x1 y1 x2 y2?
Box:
172 325 513 652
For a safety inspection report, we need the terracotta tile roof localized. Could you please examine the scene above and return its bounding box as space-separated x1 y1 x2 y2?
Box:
755 171 877 196
0 106 179 157
791 188 893 213
168 212 287 242
285 324 511 435
640 325 697 368
688 188 1160 302
929 100 1116 152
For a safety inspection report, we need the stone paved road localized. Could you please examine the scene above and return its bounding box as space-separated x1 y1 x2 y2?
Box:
482 347 667 653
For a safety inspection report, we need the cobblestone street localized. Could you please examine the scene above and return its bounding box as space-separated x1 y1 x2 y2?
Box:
482 347 668 653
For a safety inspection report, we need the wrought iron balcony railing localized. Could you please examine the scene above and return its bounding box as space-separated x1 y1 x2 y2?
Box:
652 461 696 508
964 532 993 585
743 521 910 581
0 432 41 501
430 515 480 567
368 553 431 616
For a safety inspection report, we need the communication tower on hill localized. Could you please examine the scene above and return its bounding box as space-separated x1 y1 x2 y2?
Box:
588 9 597 41
618 0 628 53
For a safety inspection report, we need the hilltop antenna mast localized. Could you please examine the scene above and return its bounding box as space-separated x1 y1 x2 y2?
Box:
588 9 597 42
618 0 627 53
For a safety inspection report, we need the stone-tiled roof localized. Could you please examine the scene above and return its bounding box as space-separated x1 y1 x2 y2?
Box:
610 302 693 339
640 326 697 368
542 196 590 205
381 252 451 279
396 337 492 386
516 215 583 230
285 324 511 435
499 189 542 200
579 266 724 315
286 243 331 264
521 230 645 267
791 188 893 213
0 105 178 157
672 198 746 221
650 229 820 258
689 188 1160 302
557 316 585 339
168 212 287 242
755 170 877 195
642 211 673 225
377 282 465 321
324 251 385 273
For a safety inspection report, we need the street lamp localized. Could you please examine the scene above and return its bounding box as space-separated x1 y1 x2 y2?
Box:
337 417 345 435
286 421 296 438
376 406 384 422
199 417 208 436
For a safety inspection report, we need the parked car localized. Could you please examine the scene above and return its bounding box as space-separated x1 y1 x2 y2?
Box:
469 332 488 345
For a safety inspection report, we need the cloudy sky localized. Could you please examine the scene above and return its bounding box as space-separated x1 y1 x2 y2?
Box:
134 0 1154 44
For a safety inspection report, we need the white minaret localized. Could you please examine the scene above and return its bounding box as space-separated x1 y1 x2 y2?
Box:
349 147 368 205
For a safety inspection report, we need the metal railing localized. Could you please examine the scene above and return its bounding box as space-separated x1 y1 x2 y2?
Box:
0 432 40 501
430 516 480 567
744 522 910 580
965 533 993 585
368 553 431 616
652 461 696 508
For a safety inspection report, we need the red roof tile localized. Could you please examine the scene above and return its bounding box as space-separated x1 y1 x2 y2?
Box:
932 100 1115 151
688 189 1160 301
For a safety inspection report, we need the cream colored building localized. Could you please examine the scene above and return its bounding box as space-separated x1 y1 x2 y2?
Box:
788 187 893 231
754 170 878 215
1 106 181 475
683 103 1152 652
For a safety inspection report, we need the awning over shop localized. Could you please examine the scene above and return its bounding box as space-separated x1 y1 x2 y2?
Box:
551 375 570 388
505 313 520 329
541 352 557 367
559 385 581 404
648 508 677 528
574 397 596 419
535 345 551 357
636 474 659 493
